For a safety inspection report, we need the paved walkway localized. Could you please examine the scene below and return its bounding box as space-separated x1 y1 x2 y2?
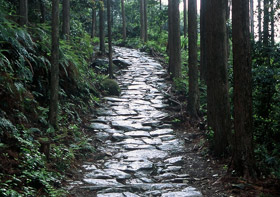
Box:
69 47 202 197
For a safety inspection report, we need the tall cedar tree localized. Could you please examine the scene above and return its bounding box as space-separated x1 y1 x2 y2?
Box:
140 0 145 41
40 0 46 23
263 0 269 47
271 0 275 46
250 0 254 38
144 0 148 42
91 8 96 38
200 0 206 81
183 0 187 39
121 0 127 40
19 0 28 26
205 0 231 156
258 0 262 41
187 0 199 119
107 0 113 78
232 0 256 177
168 0 181 79
49 0 60 129
99 0 105 54
62 0 70 39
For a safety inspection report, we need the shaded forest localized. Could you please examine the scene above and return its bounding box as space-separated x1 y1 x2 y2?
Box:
0 0 280 196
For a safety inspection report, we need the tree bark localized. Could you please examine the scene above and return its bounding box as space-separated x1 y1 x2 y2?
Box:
99 1 105 54
144 0 148 42
271 0 275 46
263 0 269 47
91 9 96 38
168 0 181 79
49 0 60 129
62 0 70 39
19 0 28 26
40 0 46 23
140 0 145 41
250 0 254 39
183 0 187 39
121 0 127 40
200 0 206 81
205 0 231 157
187 0 199 119
107 0 113 79
232 0 255 177
258 0 262 42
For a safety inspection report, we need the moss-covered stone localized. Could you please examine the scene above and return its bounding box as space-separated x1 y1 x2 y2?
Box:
101 79 121 96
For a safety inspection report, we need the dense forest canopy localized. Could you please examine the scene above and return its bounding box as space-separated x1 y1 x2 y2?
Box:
0 0 280 196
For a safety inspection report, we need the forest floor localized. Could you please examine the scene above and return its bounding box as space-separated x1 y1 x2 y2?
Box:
66 47 280 197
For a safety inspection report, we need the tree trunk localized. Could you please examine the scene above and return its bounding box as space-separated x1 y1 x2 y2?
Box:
258 0 262 42
144 0 148 42
187 0 199 119
168 0 181 79
49 0 60 129
121 0 127 40
263 0 269 47
99 1 105 54
167 0 172 73
62 0 70 39
140 0 145 41
107 0 113 79
91 9 96 38
205 0 231 157
232 0 255 177
200 0 206 81
250 0 254 39
40 0 46 23
271 0 275 46
19 0 28 26
183 0 187 39
160 0 162 10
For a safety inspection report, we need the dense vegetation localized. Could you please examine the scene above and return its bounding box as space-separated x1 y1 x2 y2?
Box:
0 0 279 196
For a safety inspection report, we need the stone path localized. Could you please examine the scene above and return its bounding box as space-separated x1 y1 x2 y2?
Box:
69 47 203 197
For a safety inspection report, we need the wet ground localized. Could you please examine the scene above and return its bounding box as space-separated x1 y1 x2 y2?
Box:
67 47 226 197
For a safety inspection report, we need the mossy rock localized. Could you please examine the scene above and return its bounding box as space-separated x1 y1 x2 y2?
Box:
101 79 121 96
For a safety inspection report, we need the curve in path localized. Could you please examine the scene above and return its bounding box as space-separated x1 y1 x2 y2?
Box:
69 47 202 197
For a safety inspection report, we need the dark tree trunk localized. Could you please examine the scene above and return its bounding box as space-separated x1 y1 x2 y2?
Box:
258 0 262 41
62 0 70 39
187 0 199 119
168 0 181 79
232 0 255 177
19 0 28 26
167 0 171 73
40 0 46 23
144 0 148 42
200 0 206 81
271 0 275 46
107 0 113 79
183 0 187 39
160 0 162 10
250 0 254 39
140 0 145 41
91 9 96 38
121 0 127 40
263 0 269 47
205 0 231 157
99 1 105 54
49 0 60 129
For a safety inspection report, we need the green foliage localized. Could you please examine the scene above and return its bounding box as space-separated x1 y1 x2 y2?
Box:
101 78 121 96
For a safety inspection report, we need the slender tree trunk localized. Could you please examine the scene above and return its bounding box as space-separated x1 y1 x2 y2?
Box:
144 0 148 42
160 0 162 10
271 0 275 46
167 0 171 73
91 9 96 38
19 0 28 26
40 0 46 23
232 0 255 177
62 0 70 39
121 0 127 40
49 0 60 129
183 0 187 39
140 0 145 41
168 0 181 79
200 0 206 82
206 0 231 157
258 0 262 41
263 0 269 47
187 0 199 119
99 1 105 54
107 0 113 79
250 0 254 39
